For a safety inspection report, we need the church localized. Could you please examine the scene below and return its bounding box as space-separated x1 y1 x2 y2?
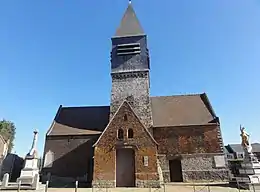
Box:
42 2 229 188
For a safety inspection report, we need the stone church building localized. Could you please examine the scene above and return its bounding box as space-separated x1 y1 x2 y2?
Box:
42 2 228 188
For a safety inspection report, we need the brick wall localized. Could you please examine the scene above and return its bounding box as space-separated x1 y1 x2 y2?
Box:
93 101 159 187
153 124 223 155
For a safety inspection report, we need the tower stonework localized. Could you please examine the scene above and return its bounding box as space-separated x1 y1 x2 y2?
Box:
110 3 153 130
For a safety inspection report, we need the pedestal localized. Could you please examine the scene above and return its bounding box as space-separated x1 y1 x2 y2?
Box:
236 151 260 189
17 158 39 186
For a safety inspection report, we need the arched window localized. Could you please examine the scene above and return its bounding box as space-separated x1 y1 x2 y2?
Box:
124 114 128 121
128 128 134 138
117 129 124 140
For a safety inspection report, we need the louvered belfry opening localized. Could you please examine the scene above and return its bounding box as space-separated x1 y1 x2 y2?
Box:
117 43 141 56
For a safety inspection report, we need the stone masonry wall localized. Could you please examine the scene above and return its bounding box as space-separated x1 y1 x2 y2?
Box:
110 71 153 130
93 101 159 188
181 154 229 182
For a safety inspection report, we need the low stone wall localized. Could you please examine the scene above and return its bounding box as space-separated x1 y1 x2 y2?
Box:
92 180 161 188
136 180 161 188
92 180 116 188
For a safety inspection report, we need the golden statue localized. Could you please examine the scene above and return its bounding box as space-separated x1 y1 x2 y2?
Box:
240 125 249 147
240 125 253 154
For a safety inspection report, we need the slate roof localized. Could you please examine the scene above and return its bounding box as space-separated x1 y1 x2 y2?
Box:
253 143 260 152
227 143 260 153
114 1 145 37
150 93 217 127
47 106 110 136
223 146 230 154
47 93 218 136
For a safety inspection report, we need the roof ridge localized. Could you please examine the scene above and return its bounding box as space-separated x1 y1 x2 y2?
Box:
61 105 110 109
150 93 204 98
228 144 241 145
229 143 260 145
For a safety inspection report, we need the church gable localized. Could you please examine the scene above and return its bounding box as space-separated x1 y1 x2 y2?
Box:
93 101 159 185
93 100 157 148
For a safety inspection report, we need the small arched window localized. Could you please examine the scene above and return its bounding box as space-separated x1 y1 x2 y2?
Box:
117 129 124 140
124 114 128 121
128 128 134 138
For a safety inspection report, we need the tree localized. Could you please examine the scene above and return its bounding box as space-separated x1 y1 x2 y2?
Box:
0 119 16 152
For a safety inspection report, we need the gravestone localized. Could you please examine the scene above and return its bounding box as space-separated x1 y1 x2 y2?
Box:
2 173 9 187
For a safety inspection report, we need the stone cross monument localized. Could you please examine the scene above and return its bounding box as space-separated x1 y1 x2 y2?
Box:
236 125 260 189
17 130 40 189
28 130 38 157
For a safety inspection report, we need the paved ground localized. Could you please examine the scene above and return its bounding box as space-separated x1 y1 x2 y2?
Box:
1 182 259 192
0 185 253 192
48 186 247 192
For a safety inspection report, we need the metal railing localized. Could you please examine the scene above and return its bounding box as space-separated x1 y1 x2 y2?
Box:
3 180 259 192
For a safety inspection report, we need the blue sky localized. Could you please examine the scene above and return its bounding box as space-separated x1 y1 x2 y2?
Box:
0 0 259 157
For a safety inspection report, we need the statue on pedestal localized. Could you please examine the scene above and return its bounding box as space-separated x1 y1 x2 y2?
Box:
240 125 252 154
236 125 260 187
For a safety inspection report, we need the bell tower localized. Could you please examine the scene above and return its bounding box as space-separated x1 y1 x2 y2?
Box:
110 1 152 129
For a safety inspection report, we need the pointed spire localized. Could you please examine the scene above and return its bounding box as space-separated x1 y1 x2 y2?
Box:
114 1 145 37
